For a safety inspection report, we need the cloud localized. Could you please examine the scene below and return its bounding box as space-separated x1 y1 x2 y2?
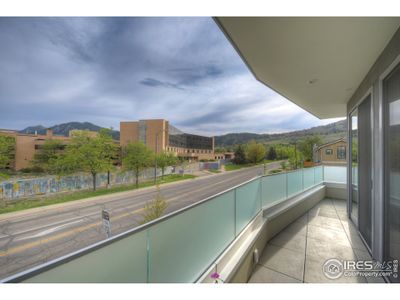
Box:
0 17 337 136
139 78 184 90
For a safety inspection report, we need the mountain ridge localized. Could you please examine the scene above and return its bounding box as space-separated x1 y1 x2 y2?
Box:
214 119 347 147
19 119 347 147
19 122 120 140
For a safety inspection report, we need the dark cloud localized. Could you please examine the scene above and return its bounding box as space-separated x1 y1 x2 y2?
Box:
139 78 184 90
0 17 336 135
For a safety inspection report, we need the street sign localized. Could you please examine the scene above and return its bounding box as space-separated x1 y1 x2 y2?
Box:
102 209 111 238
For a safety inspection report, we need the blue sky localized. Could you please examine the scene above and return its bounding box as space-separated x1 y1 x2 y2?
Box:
0 17 341 135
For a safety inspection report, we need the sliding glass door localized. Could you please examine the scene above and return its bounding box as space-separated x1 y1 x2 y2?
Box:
350 110 359 224
358 95 372 248
349 95 372 249
383 63 400 282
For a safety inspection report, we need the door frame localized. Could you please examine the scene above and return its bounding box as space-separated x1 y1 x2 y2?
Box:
379 54 400 266
347 87 374 253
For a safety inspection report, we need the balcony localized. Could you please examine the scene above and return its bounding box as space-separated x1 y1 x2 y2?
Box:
1 165 376 283
249 198 382 283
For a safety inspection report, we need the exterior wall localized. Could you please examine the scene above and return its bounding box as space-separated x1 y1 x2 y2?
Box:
317 140 347 165
345 26 400 262
144 119 168 152
120 121 139 147
0 129 94 171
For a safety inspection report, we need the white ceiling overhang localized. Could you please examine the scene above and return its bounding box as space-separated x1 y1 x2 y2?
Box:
215 17 400 118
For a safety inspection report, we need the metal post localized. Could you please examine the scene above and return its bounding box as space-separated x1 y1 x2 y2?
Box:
154 133 158 184
234 189 237 237
285 171 288 199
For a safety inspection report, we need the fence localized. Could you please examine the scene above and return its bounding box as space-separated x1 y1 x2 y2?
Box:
0 167 173 201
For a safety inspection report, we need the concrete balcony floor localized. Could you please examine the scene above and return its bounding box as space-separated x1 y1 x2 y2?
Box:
248 198 385 283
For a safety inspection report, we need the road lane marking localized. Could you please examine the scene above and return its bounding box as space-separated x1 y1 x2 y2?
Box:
0 214 99 240
0 166 266 257
0 207 144 257
15 219 84 242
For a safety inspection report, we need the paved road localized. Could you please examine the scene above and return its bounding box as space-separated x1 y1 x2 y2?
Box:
0 162 280 280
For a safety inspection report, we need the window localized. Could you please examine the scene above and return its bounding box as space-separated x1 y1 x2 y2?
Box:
325 149 333 155
337 146 346 159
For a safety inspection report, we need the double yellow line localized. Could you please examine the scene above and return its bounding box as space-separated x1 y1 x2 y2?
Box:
0 170 253 257
0 207 144 257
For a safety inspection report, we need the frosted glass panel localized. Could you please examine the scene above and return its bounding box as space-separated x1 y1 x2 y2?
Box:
235 179 261 234
287 171 303 197
324 166 347 183
148 190 235 283
303 168 315 189
315 166 323 184
24 230 148 283
261 173 287 206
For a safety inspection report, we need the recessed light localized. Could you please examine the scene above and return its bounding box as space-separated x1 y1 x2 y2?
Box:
308 79 318 84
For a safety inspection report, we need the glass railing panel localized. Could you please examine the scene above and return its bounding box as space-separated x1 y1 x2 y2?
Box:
314 166 323 184
235 179 262 234
287 170 303 197
148 190 235 283
23 229 148 283
303 167 315 190
261 173 287 207
323 166 347 183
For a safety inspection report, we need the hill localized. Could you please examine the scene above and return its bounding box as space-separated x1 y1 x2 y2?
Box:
20 122 120 140
214 119 346 147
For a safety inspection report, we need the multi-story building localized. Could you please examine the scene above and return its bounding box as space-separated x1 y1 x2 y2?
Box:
0 129 100 171
120 119 215 161
0 129 70 171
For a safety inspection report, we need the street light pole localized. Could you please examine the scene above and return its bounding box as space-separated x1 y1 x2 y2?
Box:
154 132 159 184
154 129 168 184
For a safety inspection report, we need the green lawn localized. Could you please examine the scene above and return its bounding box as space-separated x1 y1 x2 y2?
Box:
208 169 221 173
0 174 196 215
225 160 274 171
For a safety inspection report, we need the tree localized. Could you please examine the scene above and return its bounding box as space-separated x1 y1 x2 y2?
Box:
52 130 117 191
246 141 266 164
156 151 177 179
288 146 303 169
298 136 323 162
0 135 15 170
32 139 65 172
140 185 168 224
266 146 277 161
98 128 119 187
122 142 154 188
233 145 246 164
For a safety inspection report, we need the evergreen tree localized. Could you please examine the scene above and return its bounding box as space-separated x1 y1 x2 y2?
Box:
233 144 246 164
266 146 277 161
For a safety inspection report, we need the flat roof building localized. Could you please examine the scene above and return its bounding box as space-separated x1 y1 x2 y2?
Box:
120 119 215 161
0 129 102 171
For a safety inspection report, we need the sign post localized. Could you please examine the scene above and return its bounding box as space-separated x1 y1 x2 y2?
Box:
102 209 111 238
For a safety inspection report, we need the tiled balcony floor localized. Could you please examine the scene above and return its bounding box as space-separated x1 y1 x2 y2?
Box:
248 198 385 283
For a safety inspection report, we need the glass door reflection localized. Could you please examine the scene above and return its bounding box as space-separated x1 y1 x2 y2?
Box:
350 110 358 224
